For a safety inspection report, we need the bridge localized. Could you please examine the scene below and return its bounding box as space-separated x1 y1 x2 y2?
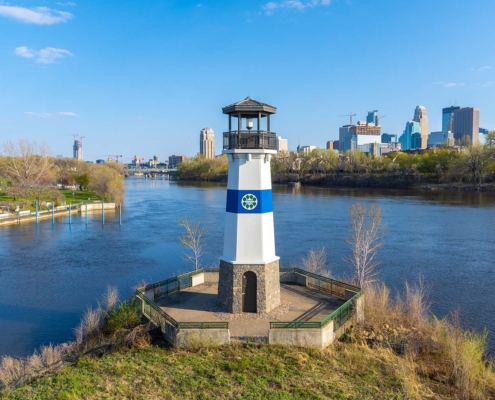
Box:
125 167 178 176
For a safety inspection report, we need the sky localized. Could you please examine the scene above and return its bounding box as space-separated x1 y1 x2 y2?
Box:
1 0 494 162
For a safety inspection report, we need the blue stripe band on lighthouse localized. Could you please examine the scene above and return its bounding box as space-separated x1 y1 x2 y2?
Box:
226 189 273 214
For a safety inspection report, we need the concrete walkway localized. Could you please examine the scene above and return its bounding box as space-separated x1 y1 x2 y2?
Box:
158 282 345 338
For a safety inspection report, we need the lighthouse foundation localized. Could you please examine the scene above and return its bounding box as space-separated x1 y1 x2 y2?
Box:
218 259 281 314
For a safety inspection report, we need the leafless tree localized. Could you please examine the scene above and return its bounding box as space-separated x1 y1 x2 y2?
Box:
300 247 331 278
177 217 207 271
344 203 386 288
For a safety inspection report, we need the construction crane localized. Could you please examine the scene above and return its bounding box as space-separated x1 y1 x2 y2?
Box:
339 113 357 125
105 155 123 163
376 115 386 126
65 133 78 141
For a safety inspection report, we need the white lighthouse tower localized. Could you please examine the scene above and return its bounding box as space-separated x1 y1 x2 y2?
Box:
218 97 280 314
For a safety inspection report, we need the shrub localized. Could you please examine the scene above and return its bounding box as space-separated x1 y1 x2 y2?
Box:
103 299 141 334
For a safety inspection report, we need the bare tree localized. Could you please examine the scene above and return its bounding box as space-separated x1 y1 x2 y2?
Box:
177 217 206 271
300 247 331 278
344 204 386 288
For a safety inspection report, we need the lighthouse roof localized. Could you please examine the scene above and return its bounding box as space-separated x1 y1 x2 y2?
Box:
222 96 277 116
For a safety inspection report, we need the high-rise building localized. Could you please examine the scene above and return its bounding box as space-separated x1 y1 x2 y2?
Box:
399 121 421 151
339 125 352 152
169 155 187 168
200 127 215 159
276 136 288 152
73 140 83 161
413 106 429 149
326 141 334 150
452 107 479 144
366 110 378 125
442 106 461 132
381 133 397 143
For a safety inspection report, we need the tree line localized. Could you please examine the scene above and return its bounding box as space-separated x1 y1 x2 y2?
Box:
0 139 126 207
177 154 228 181
272 132 495 186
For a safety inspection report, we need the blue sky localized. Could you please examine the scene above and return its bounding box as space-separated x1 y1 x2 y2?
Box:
1 0 494 161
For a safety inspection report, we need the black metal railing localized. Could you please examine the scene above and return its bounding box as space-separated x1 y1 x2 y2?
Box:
223 130 276 150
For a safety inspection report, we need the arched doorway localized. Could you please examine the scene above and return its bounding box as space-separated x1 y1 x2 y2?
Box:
242 271 257 313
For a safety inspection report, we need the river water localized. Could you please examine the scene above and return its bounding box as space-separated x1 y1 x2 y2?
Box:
1 178 494 357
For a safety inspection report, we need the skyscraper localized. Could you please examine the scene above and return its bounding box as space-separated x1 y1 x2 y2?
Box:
452 107 479 144
200 127 215 159
442 106 460 132
366 110 378 125
413 106 429 149
73 140 82 161
399 121 421 151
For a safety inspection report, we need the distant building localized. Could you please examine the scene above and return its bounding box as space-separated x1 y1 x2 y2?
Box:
333 140 340 151
453 107 480 144
73 140 83 161
339 125 352 152
399 121 421 151
200 127 215 159
169 155 187 168
428 131 454 148
297 145 317 155
366 110 378 126
413 106 429 149
96 159 105 164
153 155 160 164
480 127 489 135
156 162 169 169
442 106 461 132
381 133 397 143
276 136 288 152
326 141 334 150
378 142 402 156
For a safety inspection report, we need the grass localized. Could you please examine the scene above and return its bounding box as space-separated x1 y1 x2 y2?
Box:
59 190 100 205
4 343 430 399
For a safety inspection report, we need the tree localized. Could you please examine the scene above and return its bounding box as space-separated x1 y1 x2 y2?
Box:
177 217 206 271
88 165 125 204
344 204 387 288
75 173 90 190
300 247 331 278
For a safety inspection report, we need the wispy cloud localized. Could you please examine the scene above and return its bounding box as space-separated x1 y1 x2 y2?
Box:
433 81 465 88
15 46 73 64
24 112 79 118
471 66 492 72
482 81 494 87
262 0 331 15
0 6 72 24
56 2 76 6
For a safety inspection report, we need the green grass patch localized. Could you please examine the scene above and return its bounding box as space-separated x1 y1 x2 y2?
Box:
59 190 100 205
4 342 472 399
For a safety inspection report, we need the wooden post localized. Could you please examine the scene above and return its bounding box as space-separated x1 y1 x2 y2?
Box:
85 203 88 226
35 201 38 225
52 203 55 225
102 202 105 225
69 204 72 225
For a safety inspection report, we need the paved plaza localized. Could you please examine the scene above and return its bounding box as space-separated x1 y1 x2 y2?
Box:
158 282 346 338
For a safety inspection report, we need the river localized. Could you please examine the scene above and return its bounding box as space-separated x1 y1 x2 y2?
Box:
1 178 494 357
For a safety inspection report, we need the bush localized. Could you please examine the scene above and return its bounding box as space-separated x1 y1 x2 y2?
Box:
103 299 141 334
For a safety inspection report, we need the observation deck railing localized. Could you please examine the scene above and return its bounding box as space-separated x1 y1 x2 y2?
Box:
271 268 363 331
223 130 276 150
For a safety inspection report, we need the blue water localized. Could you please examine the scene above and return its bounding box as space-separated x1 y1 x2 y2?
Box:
0 178 494 357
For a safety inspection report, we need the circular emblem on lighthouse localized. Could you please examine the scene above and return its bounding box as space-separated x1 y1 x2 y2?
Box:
241 194 258 210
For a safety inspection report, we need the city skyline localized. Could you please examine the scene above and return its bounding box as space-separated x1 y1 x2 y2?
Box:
1 0 494 160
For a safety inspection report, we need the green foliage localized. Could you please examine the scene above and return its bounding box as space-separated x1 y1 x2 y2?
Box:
177 155 228 181
74 173 90 190
103 299 141 334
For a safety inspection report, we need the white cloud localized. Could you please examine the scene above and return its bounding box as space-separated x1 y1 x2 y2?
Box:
56 2 76 6
24 112 79 118
0 6 72 24
482 81 494 87
471 66 492 72
433 82 465 88
262 0 331 14
14 46 73 64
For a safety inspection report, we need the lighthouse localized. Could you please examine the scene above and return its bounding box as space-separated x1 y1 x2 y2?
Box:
218 97 281 314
